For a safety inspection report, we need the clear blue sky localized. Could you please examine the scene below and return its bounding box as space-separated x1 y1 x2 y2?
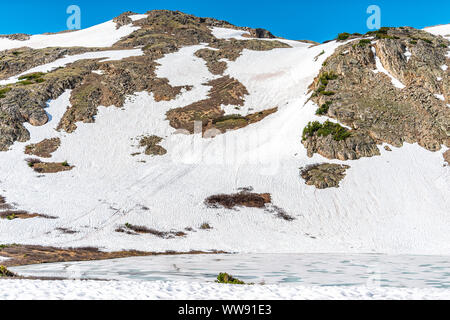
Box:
1 0 449 43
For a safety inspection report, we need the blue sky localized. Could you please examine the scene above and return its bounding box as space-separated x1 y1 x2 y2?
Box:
0 0 449 42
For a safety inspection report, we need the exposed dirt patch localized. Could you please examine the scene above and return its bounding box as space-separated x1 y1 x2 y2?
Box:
205 191 272 209
24 138 61 158
139 135 167 156
116 223 187 238
300 163 351 189
0 244 227 267
26 158 74 173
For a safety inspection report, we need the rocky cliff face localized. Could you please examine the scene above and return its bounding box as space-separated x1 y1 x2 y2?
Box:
306 27 449 161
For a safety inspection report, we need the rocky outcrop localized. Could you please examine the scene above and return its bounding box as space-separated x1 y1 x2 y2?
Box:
300 163 350 189
0 33 30 41
0 59 97 150
0 47 95 80
303 132 380 160
306 27 450 160
139 135 167 156
444 149 450 165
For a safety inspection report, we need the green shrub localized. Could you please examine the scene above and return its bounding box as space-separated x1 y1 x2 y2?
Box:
18 80 34 86
319 71 338 86
337 33 350 41
302 120 351 141
0 87 11 99
217 273 245 285
17 72 46 85
358 39 372 47
316 101 332 115
18 72 45 81
0 265 16 278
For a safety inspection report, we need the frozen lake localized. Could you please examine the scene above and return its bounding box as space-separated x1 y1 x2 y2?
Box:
11 253 450 289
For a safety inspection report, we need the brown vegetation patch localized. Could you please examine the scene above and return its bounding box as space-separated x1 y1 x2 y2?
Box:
116 223 187 239
300 163 351 189
139 135 167 156
205 191 272 209
24 138 61 158
0 244 226 267
0 210 57 220
26 158 73 173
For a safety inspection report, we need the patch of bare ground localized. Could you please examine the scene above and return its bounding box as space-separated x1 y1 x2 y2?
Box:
139 135 167 156
0 210 57 220
166 76 277 134
0 244 227 267
26 158 74 173
116 223 187 239
24 137 60 158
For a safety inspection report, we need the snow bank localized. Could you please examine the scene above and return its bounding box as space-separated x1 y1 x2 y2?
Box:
0 20 139 51
0 280 448 300
424 24 450 40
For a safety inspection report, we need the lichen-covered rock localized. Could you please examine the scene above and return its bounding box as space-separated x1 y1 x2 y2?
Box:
300 163 351 189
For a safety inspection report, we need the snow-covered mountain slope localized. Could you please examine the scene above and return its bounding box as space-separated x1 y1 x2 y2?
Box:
0 11 449 256
424 23 450 40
